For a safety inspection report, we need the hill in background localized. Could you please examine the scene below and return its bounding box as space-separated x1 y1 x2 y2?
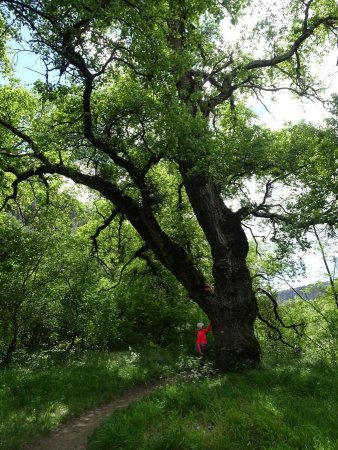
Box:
277 281 329 303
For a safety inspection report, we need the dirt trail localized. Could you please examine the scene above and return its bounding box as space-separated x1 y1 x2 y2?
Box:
22 379 164 450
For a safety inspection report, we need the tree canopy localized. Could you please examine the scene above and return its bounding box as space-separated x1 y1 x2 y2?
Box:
0 0 337 371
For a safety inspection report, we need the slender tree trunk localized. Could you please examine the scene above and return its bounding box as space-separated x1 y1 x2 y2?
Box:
68 331 77 351
1 314 19 367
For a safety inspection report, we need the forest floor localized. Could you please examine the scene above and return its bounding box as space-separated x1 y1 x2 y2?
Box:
22 379 164 450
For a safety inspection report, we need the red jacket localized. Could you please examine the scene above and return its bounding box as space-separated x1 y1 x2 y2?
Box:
196 324 212 354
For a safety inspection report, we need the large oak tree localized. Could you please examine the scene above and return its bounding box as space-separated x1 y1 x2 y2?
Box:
0 0 337 371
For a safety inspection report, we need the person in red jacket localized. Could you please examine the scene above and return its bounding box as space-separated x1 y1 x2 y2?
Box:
195 322 212 368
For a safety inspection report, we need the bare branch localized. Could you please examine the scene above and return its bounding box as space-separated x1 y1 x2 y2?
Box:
313 226 338 308
257 313 298 350
257 287 304 333
106 244 149 290
238 173 298 220
242 223 261 256
90 208 121 255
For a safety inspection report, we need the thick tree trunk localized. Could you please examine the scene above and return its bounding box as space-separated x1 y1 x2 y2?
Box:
196 247 260 371
181 168 261 371
167 9 260 371
206 270 260 371
212 315 260 371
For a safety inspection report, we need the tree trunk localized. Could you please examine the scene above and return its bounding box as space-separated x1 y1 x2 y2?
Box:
181 168 261 371
67 331 77 351
1 314 19 367
206 271 260 371
167 9 260 370
212 315 260 372
196 248 260 371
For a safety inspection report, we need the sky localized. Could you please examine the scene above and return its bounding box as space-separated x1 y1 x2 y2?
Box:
249 55 338 130
218 2 338 288
2 7 338 289
219 0 338 130
7 34 53 85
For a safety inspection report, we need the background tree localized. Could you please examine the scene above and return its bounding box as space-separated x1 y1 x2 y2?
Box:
0 182 199 361
0 196 65 366
0 0 337 371
0 181 102 364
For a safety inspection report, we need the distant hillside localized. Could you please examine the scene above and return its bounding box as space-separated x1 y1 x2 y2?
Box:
277 282 329 303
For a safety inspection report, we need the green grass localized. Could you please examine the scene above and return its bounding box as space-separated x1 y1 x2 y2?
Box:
1 348 337 450
88 360 338 450
0 347 177 450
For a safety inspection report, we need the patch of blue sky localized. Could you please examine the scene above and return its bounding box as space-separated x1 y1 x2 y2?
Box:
1 24 60 86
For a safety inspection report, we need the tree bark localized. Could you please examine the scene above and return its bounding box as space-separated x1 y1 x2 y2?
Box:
1 314 19 367
181 167 260 370
206 281 260 371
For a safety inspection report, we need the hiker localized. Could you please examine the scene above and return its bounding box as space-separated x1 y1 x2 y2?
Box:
195 322 212 368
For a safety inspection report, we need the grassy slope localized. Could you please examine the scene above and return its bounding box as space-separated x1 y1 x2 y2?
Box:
88 361 338 450
0 348 176 450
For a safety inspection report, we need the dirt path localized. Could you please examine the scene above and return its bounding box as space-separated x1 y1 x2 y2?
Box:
22 379 164 450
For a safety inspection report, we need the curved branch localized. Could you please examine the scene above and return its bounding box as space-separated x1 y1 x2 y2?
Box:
204 14 338 112
106 244 149 290
257 287 304 334
1 166 38 211
91 208 121 255
257 312 298 350
0 117 51 166
244 16 337 71
242 223 261 256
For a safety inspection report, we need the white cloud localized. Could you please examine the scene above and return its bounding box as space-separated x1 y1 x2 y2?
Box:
220 0 338 129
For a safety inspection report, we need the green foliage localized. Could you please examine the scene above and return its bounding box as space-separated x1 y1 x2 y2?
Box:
0 182 202 359
0 186 103 361
0 209 63 360
0 0 337 373
110 268 200 350
256 290 338 364
0 0 337 264
0 12 14 78
88 361 338 450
